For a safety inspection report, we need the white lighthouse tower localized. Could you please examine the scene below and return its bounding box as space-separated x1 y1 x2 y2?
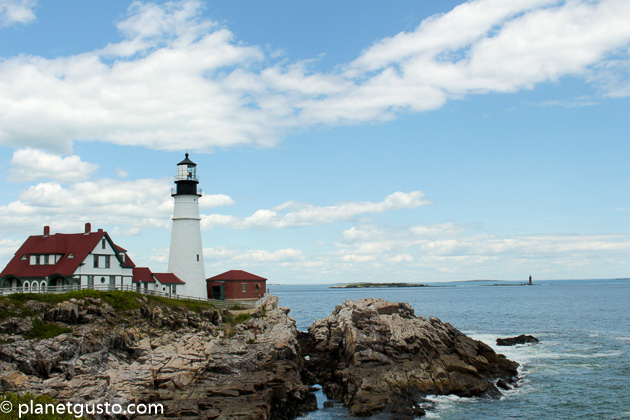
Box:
168 153 207 299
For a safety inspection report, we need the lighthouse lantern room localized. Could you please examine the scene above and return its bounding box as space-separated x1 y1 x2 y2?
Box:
168 153 207 299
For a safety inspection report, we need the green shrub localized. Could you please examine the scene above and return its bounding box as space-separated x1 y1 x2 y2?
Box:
235 313 252 323
23 319 72 340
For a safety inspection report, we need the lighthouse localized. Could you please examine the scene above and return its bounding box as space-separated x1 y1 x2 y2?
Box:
167 153 207 299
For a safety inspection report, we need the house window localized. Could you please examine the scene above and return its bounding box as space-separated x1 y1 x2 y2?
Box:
172 285 177 294
93 255 99 268
100 277 106 284
43 255 49 265
105 255 110 269
102 238 106 249
242 283 247 293
197 254 200 262
20 254 27 261
67 253 74 259
35 255 41 265
255 283 260 293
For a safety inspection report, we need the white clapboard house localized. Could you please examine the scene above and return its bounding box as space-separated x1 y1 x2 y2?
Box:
0 223 184 296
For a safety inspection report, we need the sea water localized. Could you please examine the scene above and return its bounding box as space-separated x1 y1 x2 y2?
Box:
270 279 630 419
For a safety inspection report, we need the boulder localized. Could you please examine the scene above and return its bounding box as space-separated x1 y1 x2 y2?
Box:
302 298 519 417
0 317 33 335
0 298 316 419
496 334 539 346
44 301 79 324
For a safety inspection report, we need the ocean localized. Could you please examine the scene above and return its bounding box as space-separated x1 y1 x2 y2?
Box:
269 279 630 419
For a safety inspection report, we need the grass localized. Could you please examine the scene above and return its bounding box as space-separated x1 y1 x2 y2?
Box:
235 313 252 323
5 290 143 312
143 295 217 313
2 290 218 314
23 319 72 340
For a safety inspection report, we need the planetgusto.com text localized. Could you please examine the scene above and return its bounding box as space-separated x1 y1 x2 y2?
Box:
0 398 164 418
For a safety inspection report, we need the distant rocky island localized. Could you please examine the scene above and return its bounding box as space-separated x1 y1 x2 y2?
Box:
330 282 432 288
0 291 519 418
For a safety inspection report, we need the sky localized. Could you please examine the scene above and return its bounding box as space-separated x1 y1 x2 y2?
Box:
1 0 630 284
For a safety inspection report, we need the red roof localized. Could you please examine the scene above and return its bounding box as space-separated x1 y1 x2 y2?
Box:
1 227 133 279
133 267 155 283
1 231 105 278
122 253 136 268
207 270 267 282
153 273 185 285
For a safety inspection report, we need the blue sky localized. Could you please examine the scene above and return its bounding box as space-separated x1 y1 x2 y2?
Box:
1 0 630 283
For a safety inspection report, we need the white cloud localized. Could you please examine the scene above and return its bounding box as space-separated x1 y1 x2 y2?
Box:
116 168 129 178
0 238 22 269
233 248 304 262
0 175 236 237
0 178 174 234
201 190 429 230
199 193 234 209
333 223 630 280
0 0 36 27
1 0 629 153
9 148 99 182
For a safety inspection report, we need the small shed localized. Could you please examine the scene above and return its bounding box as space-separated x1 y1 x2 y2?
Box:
206 270 267 301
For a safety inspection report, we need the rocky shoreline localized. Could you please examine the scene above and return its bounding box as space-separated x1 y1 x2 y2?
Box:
0 293 519 418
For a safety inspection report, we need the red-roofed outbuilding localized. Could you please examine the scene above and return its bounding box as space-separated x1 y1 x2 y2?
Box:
206 270 267 300
133 267 185 295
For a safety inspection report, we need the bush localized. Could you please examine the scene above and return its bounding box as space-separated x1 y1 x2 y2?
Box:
235 313 252 323
23 319 72 340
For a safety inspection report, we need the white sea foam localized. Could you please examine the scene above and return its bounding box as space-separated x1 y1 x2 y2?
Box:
422 394 466 419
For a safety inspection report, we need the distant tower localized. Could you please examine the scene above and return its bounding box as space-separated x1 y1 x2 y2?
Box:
168 153 206 298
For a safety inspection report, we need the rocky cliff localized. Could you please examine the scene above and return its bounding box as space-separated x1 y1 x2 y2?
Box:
301 298 519 418
1 293 519 419
0 292 314 419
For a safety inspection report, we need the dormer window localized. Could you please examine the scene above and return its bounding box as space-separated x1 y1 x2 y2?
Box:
29 254 59 265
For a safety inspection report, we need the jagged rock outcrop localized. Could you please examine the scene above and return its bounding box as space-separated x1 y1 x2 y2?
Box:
496 334 539 346
1 294 520 419
301 298 519 418
0 294 314 419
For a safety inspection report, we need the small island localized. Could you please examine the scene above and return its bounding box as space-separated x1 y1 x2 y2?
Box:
330 282 431 289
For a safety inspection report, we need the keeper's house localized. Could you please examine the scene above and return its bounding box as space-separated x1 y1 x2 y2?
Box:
0 223 185 296
206 270 267 301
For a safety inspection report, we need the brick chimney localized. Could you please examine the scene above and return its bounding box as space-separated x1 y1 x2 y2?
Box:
84 222 91 235
43 226 50 237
